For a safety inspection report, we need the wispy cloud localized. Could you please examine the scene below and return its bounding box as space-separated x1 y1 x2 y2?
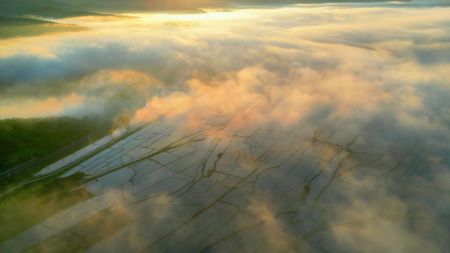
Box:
0 4 449 251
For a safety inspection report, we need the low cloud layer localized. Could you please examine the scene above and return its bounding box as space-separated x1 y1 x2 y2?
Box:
0 3 449 252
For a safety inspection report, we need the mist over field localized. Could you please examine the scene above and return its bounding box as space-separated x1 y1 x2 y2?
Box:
0 1 449 252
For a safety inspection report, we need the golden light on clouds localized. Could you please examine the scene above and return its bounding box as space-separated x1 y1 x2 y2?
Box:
136 9 254 22
0 93 84 119
0 2 449 252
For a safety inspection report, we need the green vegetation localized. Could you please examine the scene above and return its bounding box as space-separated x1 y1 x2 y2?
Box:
23 203 133 252
0 118 141 243
0 16 85 39
0 116 107 172
0 16 52 26
0 0 100 19
0 172 93 242
0 116 113 241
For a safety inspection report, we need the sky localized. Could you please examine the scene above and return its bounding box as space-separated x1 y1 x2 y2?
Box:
1 1 449 18
0 1 449 252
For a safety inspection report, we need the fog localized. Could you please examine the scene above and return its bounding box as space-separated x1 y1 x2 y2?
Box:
0 2 449 253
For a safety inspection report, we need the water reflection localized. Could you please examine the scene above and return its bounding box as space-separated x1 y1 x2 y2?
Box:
1 113 448 252
0 3 449 253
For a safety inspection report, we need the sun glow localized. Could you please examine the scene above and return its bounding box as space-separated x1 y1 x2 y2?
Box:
135 9 254 23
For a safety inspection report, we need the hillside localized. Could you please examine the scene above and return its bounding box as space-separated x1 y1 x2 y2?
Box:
0 116 108 172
